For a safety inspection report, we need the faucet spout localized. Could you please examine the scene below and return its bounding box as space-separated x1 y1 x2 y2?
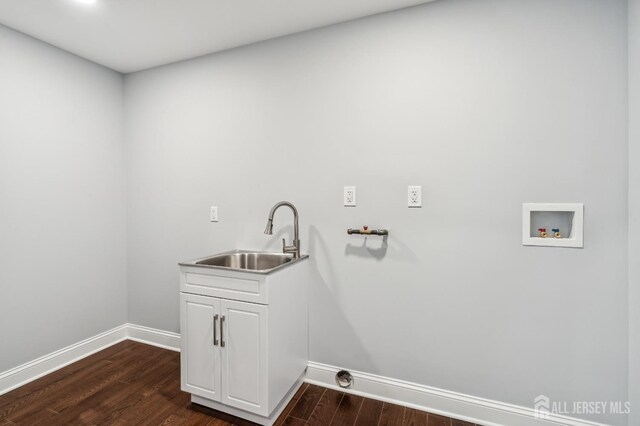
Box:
264 219 274 235
264 201 300 259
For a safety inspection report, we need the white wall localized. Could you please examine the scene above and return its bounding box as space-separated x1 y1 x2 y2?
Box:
629 0 640 424
0 25 127 371
125 1 629 424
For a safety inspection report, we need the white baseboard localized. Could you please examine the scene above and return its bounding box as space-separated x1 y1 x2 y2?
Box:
0 323 180 397
0 327 610 426
126 323 181 352
0 324 128 397
305 362 607 426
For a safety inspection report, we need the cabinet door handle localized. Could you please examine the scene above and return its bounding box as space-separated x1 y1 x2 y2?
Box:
213 314 219 346
220 315 226 348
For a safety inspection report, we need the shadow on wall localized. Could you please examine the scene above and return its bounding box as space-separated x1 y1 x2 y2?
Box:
345 233 419 264
307 225 376 372
345 235 388 260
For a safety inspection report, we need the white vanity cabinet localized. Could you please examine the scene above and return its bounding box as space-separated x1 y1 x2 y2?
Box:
181 293 267 413
179 255 308 426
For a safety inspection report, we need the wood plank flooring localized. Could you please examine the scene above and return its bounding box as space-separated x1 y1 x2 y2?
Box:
0 341 480 425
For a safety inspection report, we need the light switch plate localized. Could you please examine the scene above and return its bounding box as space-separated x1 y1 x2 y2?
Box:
408 186 422 207
210 206 218 222
344 186 356 207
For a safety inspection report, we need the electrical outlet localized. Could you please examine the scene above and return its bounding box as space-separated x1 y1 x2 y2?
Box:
344 186 356 207
408 186 422 207
210 206 218 222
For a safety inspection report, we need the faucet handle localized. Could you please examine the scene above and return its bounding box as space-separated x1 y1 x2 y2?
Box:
282 238 286 252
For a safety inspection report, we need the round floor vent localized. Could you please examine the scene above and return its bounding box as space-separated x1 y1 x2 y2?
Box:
335 370 353 388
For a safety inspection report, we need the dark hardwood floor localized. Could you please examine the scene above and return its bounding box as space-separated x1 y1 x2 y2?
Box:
0 341 480 425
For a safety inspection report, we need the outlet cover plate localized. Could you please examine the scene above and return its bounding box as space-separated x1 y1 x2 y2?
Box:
210 206 218 222
408 186 422 207
344 186 356 207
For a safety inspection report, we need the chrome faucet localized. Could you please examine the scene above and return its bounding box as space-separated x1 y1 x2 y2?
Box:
264 201 300 259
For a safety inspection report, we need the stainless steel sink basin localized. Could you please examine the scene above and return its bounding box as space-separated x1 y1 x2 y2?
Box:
180 250 307 274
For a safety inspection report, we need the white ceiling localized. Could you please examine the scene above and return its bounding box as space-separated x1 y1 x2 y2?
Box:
0 0 435 73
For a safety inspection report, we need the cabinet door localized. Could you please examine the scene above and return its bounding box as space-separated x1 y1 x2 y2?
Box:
180 293 222 402
220 299 268 415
